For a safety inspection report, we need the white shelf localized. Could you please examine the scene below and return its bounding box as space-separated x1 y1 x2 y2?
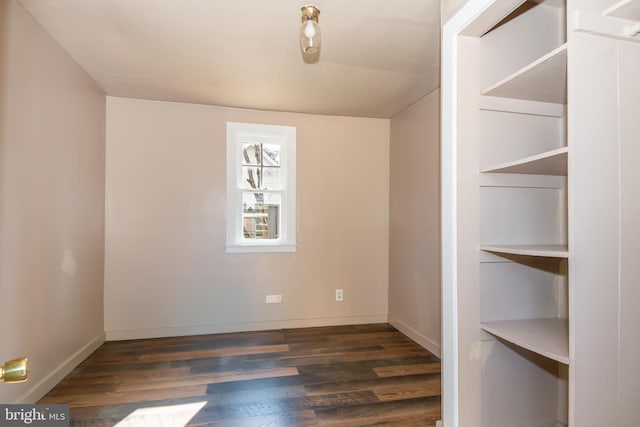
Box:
481 147 568 175
482 318 569 365
480 244 569 258
479 96 566 117
481 44 568 104
603 0 640 20
480 173 566 188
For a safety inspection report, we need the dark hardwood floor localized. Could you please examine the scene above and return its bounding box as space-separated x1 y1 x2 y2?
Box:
39 324 441 426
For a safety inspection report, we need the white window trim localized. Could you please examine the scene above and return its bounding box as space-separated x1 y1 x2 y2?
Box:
225 122 296 253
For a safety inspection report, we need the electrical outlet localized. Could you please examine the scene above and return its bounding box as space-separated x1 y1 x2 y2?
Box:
335 289 343 301
266 294 282 304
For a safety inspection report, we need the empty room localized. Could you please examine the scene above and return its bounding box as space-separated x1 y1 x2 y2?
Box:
2 0 639 426
1 0 442 425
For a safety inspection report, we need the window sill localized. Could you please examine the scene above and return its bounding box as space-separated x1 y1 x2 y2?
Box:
225 244 297 254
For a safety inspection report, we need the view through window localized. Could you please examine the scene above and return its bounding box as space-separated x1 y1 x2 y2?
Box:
226 122 296 253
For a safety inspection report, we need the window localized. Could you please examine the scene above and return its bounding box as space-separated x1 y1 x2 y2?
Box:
226 122 296 253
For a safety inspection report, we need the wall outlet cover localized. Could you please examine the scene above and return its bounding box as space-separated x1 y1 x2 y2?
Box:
266 294 282 304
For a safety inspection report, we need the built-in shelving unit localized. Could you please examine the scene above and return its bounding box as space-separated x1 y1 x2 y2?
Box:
448 0 640 423
481 318 569 364
474 1 569 425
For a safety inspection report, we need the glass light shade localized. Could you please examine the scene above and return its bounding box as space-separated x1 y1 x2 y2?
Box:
300 19 321 54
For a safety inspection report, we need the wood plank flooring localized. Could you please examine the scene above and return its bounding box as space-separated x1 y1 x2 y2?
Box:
39 324 441 426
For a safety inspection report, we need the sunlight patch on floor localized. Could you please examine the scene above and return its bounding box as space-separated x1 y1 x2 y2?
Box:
114 401 207 426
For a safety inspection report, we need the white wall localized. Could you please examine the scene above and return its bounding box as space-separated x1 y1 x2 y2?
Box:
0 0 106 403
570 32 640 427
104 97 390 340
388 89 441 357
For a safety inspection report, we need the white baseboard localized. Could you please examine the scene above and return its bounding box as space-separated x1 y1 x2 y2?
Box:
105 314 389 341
15 333 105 403
388 317 441 358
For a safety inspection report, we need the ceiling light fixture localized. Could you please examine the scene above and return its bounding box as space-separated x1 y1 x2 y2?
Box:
300 5 321 56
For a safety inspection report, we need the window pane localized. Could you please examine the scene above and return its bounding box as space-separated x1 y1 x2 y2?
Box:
242 143 261 166
242 166 262 189
262 144 281 166
261 167 281 190
242 192 281 239
242 166 281 190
